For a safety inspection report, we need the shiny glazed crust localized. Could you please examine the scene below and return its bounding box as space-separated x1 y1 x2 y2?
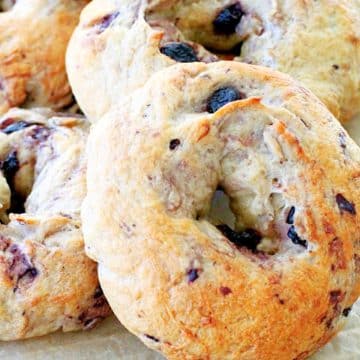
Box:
0 108 110 340
0 0 89 115
83 62 360 359
67 0 360 123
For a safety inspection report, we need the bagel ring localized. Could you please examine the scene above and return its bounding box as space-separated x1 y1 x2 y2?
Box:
0 0 89 115
0 108 110 340
67 0 360 123
83 62 360 359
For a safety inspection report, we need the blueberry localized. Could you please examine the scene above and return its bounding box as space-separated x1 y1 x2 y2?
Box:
169 139 181 150
1 121 33 134
338 132 347 150
220 286 232 296
96 12 119 33
19 267 38 280
145 334 160 342
336 193 356 215
213 4 244 35
160 42 198 63
329 290 343 306
9 193 25 214
187 268 199 283
1 151 19 184
1 151 26 214
342 307 352 317
207 87 242 113
94 287 104 299
286 207 295 225
217 224 262 252
287 226 307 248
7 245 38 285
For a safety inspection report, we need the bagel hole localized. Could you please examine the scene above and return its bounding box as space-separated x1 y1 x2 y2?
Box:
145 3 253 62
206 189 235 228
205 189 278 255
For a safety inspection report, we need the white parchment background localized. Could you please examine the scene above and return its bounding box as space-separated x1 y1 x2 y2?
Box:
0 117 359 360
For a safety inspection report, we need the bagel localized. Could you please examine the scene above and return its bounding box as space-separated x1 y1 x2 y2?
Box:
0 108 110 340
67 0 360 123
82 62 360 359
0 0 89 115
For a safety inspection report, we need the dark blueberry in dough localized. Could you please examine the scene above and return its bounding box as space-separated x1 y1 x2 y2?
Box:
160 42 198 63
97 12 119 33
1 151 19 184
336 193 356 215
207 87 242 113
342 307 352 317
287 226 308 248
230 41 243 55
1 151 25 213
29 126 50 142
213 3 244 35
187 268 199 283
1 120 33 134
7 244 38 285
286 206 295 225
338 132 347 149
145 334 160 342
220 286 232 296
9 193 25 214
217 224 262 252
93 296 107 308
19 267 38 281
169 139 181 150
93 287 104 299
93 287 107 308
329 290 343 305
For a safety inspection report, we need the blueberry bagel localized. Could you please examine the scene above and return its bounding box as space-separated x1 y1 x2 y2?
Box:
0 0 89 115
0 108 110 340
83 62 360 359
67 0 360 123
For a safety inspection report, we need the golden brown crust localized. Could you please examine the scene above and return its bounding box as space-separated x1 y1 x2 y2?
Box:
0 0 89 115
82 62 360 359
67 0 360 123
0 108 111 340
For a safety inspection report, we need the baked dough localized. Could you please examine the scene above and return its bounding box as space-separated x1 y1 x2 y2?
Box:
82 62 360 359
67 0 360 123
0 0 89 115
0 108 110 340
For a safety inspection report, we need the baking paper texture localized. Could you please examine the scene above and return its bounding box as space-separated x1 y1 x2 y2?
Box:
0 118 359 359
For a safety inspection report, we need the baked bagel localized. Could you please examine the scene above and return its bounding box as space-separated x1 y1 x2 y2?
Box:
82 62 360 359
0 108 110 340
67 0 360 123
0 0 89 115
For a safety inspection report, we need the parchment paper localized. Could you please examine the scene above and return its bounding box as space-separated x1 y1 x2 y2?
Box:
0 117 359 360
